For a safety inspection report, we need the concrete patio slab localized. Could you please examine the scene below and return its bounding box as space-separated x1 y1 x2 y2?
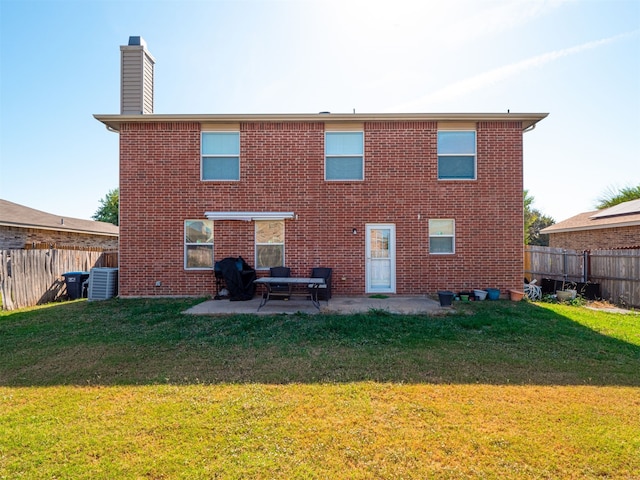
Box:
184 295 447 315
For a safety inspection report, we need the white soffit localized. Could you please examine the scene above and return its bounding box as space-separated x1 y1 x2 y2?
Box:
205 211 295 221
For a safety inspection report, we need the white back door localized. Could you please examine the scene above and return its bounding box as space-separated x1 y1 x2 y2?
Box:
365 224 396 293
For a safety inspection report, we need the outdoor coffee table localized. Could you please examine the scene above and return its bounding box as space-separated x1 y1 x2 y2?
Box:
254 277 325 311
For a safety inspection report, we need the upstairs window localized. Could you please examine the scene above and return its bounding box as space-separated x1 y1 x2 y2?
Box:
202 132 240 181
325 132 364 180
185 220 214 269
429 219 455 254
437 131 476 180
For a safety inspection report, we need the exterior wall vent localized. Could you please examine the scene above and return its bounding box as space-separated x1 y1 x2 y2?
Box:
120 36 155 114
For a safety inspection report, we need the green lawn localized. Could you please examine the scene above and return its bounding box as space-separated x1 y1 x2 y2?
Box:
1 299 639 478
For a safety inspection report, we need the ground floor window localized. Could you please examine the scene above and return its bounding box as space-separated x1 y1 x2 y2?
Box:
255 220 284 269
429 219 455 254
185 220 214 269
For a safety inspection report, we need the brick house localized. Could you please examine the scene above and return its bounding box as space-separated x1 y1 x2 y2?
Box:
0 199 119 250
541 199 640 250
94 37 546 298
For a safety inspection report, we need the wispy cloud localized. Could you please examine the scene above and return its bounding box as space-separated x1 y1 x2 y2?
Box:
393 30 638 110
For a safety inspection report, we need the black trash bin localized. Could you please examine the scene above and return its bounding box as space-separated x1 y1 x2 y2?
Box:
62 271 90 299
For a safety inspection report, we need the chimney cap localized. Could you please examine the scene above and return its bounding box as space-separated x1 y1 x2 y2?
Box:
128 36 146 47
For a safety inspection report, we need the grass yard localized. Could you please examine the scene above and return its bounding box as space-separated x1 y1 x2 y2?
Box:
1 299 639 479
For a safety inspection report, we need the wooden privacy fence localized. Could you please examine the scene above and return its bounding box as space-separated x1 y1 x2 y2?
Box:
0 249 118 311
525 246 640 308
589 249 640 308
525 246 585 283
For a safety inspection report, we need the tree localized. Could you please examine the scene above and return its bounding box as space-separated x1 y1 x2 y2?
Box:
524 190 554 246
92 188 119 226
595 184 640 209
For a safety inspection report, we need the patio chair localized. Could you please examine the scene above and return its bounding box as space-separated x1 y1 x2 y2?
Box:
269 266 292 299
309 267 332 301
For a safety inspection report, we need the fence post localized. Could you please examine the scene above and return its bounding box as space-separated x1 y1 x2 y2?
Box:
583 251 589 283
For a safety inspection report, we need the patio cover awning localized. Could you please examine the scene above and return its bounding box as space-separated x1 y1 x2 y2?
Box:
204 211 295 222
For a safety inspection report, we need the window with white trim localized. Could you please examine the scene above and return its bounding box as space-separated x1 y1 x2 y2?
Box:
437 131 476 180
202 132 240 180
429 219 455 254
185 220 214 269
325 131 364 180
255 220 284 269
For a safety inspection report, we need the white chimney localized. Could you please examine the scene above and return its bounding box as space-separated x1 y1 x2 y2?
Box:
120 36 155 114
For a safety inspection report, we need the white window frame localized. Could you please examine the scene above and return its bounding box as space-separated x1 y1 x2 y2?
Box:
437 130 476 180
429 219 455 255
184 219 214 270
201 131 240 181
325 131 364 181
255 220 285 270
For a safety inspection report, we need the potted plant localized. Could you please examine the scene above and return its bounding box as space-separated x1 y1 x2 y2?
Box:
437 291 455 306
508 289 525 301
474 289 488 300
556 280 577 302
486 288 500 300
458 290 473 302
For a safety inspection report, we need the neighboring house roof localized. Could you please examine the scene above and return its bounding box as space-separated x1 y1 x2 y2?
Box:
93 112 548 133
0 199 119 237
541 199 640 234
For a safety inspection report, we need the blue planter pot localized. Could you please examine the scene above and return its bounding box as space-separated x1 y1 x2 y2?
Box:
486 288 500 300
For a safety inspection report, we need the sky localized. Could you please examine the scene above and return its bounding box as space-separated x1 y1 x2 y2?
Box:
1 0 638 223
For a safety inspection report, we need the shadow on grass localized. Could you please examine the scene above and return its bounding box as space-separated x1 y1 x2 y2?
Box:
1 298 638 387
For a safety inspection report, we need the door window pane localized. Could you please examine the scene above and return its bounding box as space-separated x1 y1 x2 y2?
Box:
370 260 391 288
370 229 390 258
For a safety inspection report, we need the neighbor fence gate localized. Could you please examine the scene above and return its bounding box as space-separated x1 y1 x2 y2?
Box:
525 246 640 308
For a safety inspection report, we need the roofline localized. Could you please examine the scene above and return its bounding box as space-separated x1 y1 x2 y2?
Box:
541 219 640 234
94 112 548 133
0 221 119 237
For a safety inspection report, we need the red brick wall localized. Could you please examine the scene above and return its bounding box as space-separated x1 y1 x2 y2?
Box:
119 120 524 297
549 226 640 251
0 226 117 250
